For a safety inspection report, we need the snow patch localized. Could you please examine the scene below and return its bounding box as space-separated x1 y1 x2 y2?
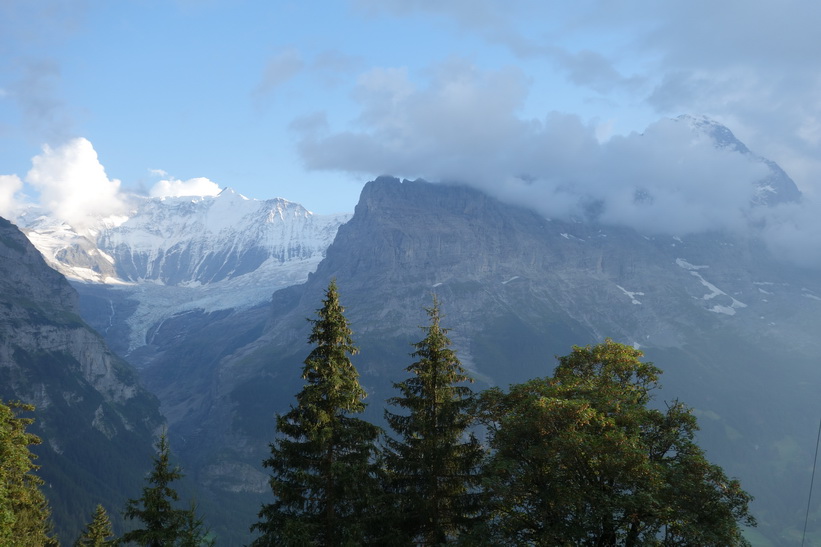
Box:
560 232 583 241
709 305 738 316
615 285 644 305
677 258 746 314
675 258 708 270
803 293 821 302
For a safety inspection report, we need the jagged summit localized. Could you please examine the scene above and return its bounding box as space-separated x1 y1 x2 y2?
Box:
676 114 751 153
217 186 248 199
21 191 349 286
19 191 351 353
675 114 802 206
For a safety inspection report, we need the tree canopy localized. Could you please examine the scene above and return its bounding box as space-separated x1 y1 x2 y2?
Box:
479 339 756 546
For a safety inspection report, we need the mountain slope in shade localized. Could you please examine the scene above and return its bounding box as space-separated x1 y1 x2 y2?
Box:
0 216 164 541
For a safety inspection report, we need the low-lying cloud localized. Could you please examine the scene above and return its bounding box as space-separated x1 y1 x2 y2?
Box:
295 60 821 267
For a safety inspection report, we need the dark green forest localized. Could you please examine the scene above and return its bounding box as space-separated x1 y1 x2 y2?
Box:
1 281 755 546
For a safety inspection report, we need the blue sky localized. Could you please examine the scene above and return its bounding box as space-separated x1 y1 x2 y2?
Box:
3 0 821 264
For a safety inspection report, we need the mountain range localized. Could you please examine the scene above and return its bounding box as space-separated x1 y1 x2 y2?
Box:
7 116 821 545
19 189 349 356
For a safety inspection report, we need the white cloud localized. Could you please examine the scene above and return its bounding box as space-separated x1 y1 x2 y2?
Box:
25 138 126 229
351 1 821 195
295 59 821 267
0 174 24 220
296 61 771 234
753 199 821 269
149 176 221 198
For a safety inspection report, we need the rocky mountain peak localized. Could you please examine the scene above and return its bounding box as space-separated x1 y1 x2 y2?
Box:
675 114 802 206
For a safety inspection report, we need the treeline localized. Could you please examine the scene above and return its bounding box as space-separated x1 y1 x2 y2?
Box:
1 280 756 546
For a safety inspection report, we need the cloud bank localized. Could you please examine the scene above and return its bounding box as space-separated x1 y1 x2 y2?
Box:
354 0 821 196
294 60 821 267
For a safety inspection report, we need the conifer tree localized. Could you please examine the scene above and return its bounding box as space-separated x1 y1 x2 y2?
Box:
0 399 58 546
74 504 115 546
252 280 381 546
384 297 484 545
121 432 210 546
178 501 214 547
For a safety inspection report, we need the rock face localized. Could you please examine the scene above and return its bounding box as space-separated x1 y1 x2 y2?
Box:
138 177 821 544
0 216 163 541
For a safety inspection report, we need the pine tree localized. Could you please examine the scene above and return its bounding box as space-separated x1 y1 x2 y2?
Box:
121 432 209 546
74 504 115 546
252 280 382 546
384 297 485 545
0 399 58 546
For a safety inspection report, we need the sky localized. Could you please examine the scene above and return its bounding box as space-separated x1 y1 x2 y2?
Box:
2 0 821 265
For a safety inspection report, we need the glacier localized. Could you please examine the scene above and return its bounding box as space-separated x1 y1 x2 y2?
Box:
19 188 351 351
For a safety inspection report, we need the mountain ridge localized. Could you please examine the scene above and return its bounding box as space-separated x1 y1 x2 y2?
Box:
19 189 351 353
0 215 164 541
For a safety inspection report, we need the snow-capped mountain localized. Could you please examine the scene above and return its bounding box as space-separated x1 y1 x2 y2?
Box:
19 188 351 352
675 114 802 205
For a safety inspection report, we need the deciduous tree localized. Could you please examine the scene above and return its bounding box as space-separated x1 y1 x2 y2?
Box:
480 339 756 546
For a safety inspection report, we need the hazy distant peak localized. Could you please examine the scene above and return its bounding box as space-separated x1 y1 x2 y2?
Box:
217 186 250 201
675 114 751 154
674 114 801 206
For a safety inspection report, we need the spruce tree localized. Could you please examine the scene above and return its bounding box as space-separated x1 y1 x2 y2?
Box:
121 432 209 546
252 280 381 546
74 504 115 546
0 399 58 546
384 297 484 545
